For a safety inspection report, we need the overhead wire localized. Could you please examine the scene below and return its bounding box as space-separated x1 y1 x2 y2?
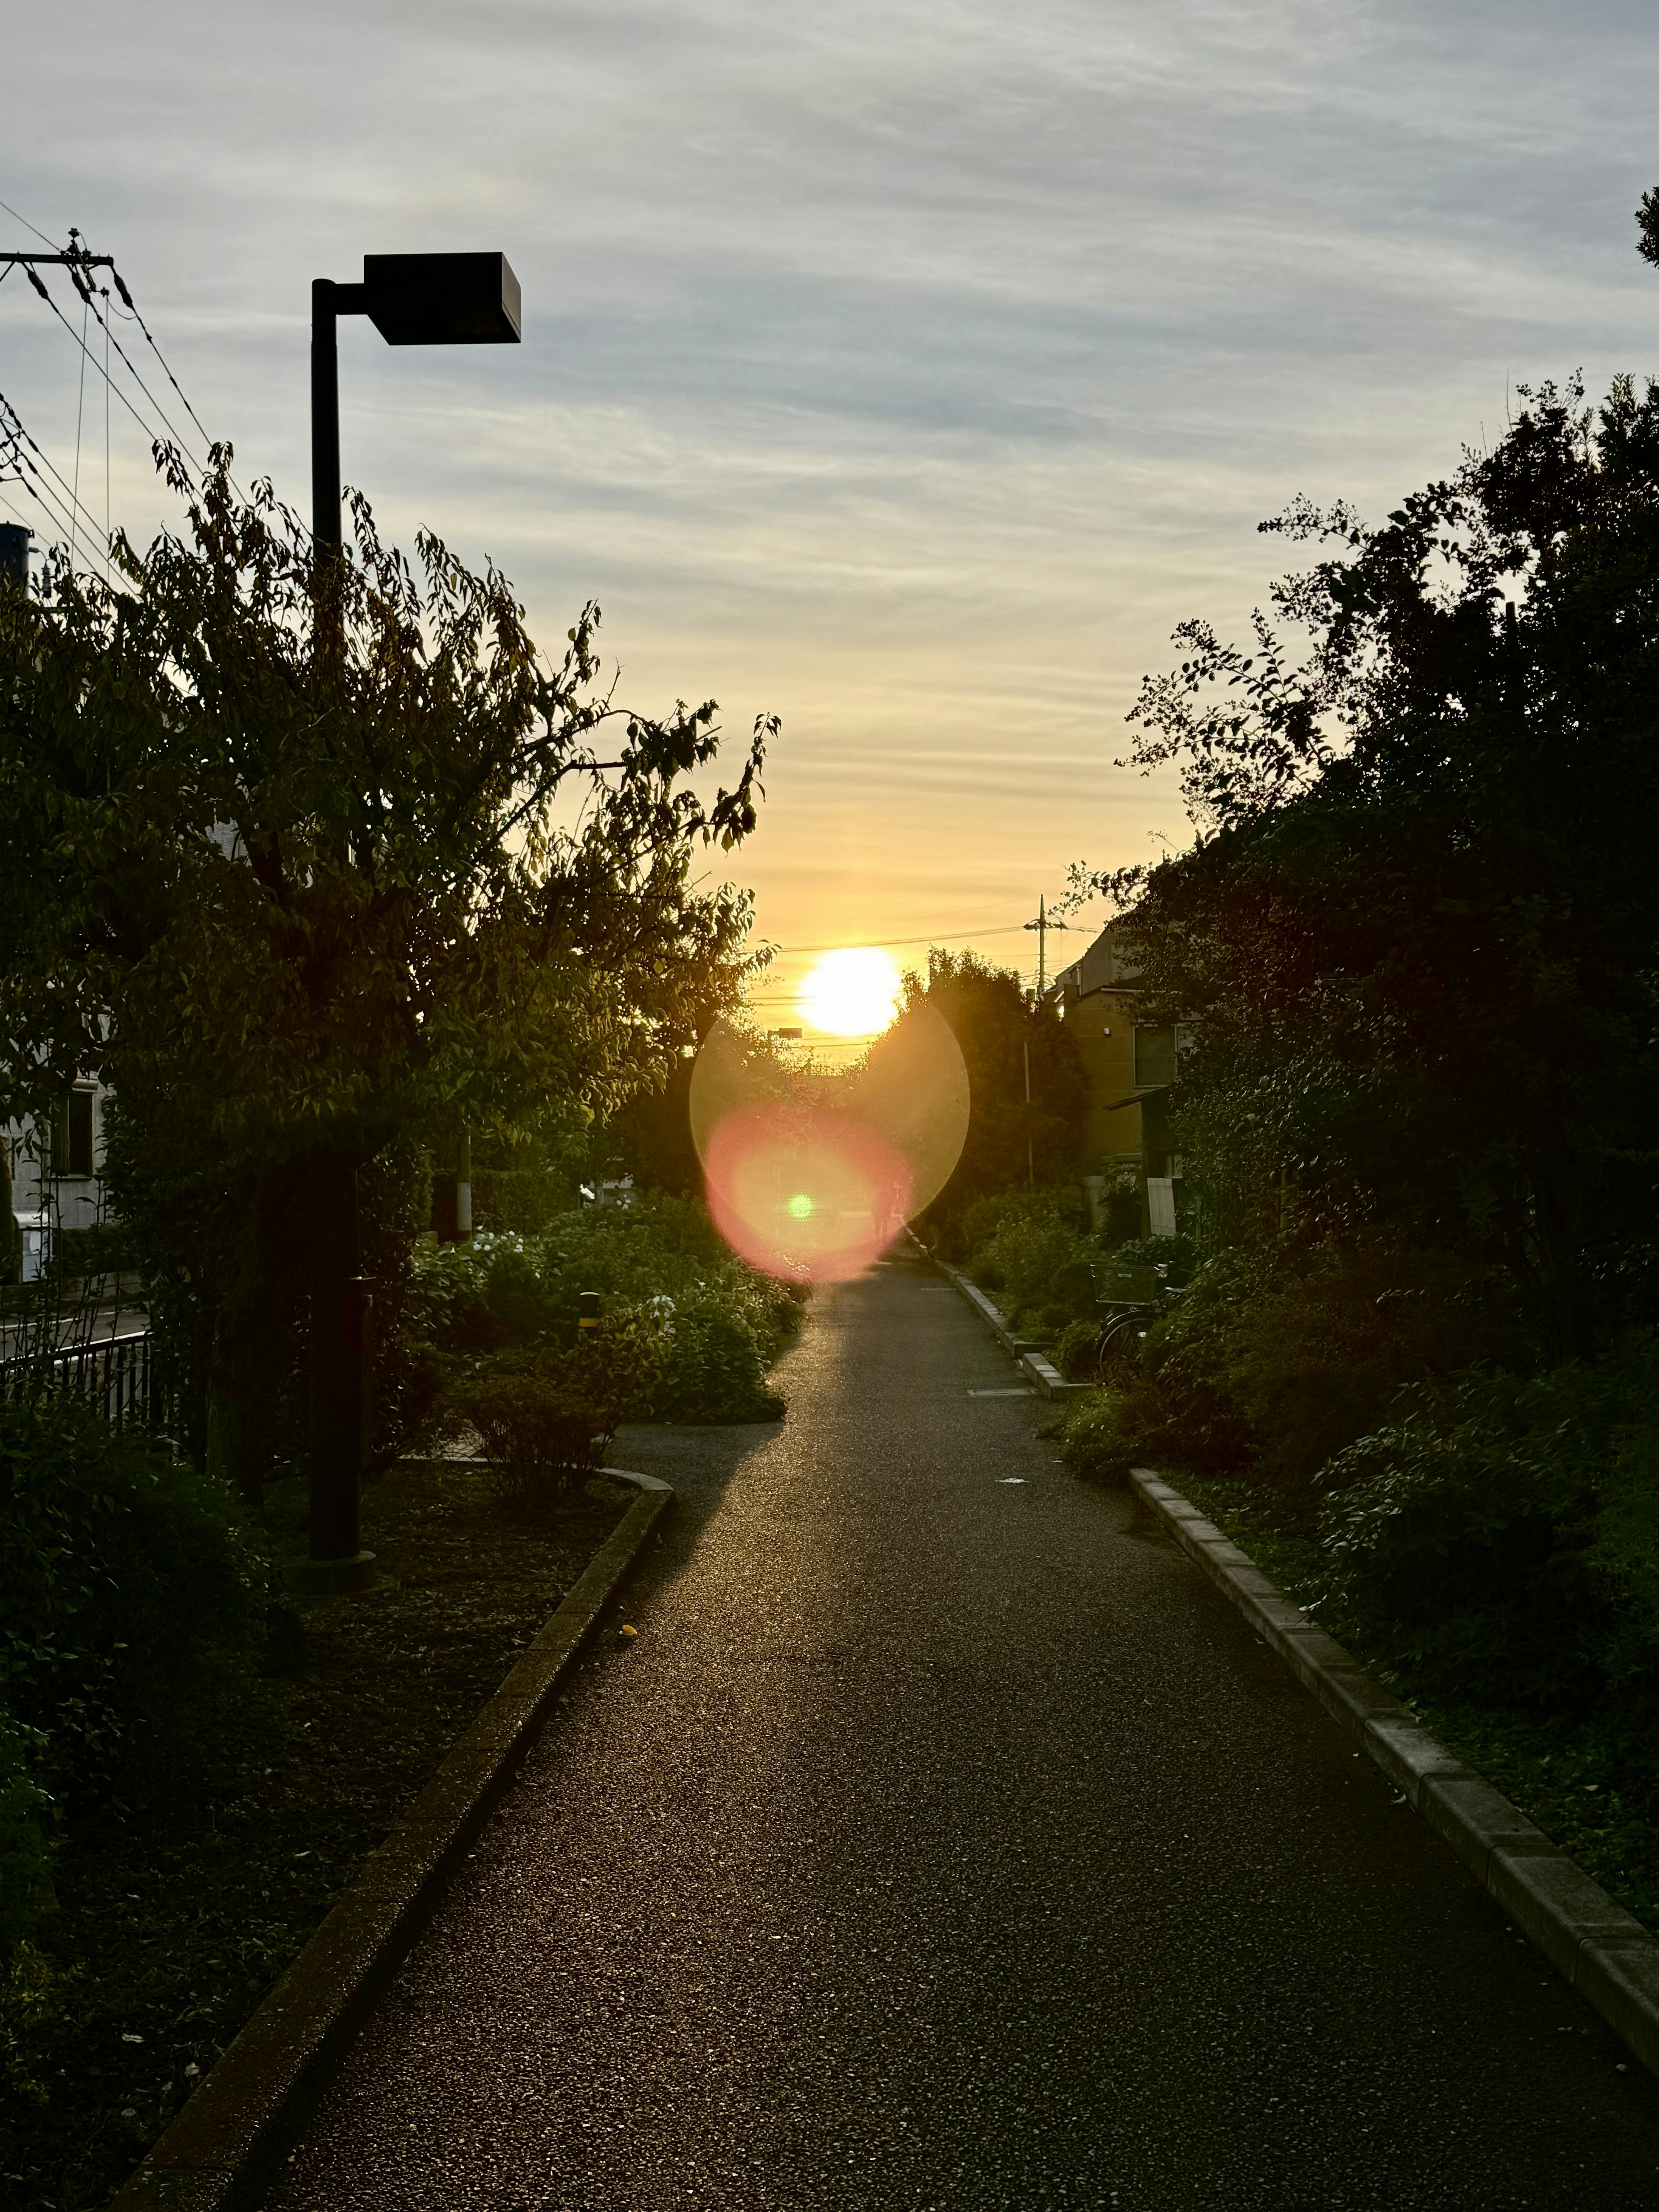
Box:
21 266 185 471
71 289 89 570
104 259 218 454
0 390 119 584
0 193 56 248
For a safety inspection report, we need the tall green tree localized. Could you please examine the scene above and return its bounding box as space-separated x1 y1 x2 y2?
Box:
902 948 1086 1234
0 451 771 1484
1090 366 1659 1358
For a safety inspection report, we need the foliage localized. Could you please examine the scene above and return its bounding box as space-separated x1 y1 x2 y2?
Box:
961 1187 1098 1339
410 1195 798 1428
902 950 1087 1240
1051 345 1659 1743
1313 1339 1659 1709
0 1400 265 1854
1094 375 1659 1361
0 1715 54 1960
0 1144 20 1286
652 1294 785 1424
54 1222 140 1279
0 452 772 1494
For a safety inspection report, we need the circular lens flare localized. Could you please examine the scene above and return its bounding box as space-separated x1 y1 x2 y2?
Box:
801 947 902 1036
689 1007 969 1284
704 1107 912 1282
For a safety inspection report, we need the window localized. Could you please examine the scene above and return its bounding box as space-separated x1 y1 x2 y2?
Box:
1134 1026 1178 1087
54 1089 95 1178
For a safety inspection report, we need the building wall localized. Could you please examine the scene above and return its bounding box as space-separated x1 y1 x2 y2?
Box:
7 1079 110 1233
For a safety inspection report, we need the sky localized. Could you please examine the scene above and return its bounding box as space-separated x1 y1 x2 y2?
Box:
6 0 1659 1039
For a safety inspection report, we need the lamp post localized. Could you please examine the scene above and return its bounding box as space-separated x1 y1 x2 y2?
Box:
302 251 520 1592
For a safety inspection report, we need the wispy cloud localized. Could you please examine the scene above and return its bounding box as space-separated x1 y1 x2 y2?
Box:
6 0 1659 972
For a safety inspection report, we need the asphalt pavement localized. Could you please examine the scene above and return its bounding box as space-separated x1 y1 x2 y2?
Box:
270 1248 1659 2210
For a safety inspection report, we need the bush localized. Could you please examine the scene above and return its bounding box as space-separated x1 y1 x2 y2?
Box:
0 1401 266 1823
652 1295 784 1424
1058 1391 1139 1484
1314 1342 1659 1709
54 1223 140 1280
0 1715 54 1960
961 1188 1098 1338
445 1364 602 1506
407 1195 801 1426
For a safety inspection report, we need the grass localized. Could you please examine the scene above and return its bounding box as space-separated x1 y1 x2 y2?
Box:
0 1457 626 2212
1156 1457 1659 1939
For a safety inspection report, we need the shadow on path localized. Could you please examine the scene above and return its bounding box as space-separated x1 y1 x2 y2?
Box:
270 1249 1659 2210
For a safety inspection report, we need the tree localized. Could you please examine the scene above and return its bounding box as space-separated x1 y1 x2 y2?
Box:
901 948 1087 1235
1089 365 1659 1358
0 451 772 1487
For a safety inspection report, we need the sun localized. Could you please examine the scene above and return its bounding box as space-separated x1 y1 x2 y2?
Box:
801 947 902 1037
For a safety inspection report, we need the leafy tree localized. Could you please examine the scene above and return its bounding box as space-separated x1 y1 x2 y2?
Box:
0 452 771 1489
1081 368 1659 1363
901 948 1087 1241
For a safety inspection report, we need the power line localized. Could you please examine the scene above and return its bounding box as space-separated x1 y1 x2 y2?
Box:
0 193 57 248
18 264 184 474
771 922 1032 956
1 389 119 583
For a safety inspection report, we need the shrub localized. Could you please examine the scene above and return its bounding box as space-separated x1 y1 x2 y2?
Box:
652 1296 784 1424
446 1364 601 1505
1313 1354 1649 1709
54 1224 140 1280
1058 1391 1138 1484
0 1715 54 1961
0 1401 266 1818
406 1195 802 1427
962 1189 1097 1337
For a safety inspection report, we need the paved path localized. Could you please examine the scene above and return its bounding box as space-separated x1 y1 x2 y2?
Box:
273 1252 1659 2209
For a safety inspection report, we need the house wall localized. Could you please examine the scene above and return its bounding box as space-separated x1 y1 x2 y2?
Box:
7 1079 110 1233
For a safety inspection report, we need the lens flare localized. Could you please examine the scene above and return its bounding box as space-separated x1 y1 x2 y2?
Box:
704 1108 912 1281
688 1008 971 1284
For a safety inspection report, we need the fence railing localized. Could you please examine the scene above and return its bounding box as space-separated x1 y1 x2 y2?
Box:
0 1329 163 1431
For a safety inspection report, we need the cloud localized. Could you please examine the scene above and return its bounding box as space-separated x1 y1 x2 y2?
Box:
6 0 1659 969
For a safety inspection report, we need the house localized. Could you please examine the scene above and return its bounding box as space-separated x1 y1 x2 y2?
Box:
1053 925 1185 1240
6 1079 109 1278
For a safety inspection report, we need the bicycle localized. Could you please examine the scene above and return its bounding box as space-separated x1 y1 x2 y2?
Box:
1084 1258 1185 1386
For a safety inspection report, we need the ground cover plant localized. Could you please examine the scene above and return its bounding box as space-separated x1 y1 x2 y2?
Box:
0 1430 625 2212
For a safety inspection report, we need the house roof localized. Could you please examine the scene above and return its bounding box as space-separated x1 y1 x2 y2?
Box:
1055 924 1144 999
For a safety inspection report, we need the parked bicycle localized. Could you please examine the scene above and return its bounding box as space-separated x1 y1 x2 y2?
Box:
1084 1257 1186 1385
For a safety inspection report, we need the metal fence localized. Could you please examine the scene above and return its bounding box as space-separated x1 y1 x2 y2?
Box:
0 1329 163 1430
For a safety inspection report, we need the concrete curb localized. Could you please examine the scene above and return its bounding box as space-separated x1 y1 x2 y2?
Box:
922 1246 1088 1399
111 1469 673 2212
1128 1465 1659 2081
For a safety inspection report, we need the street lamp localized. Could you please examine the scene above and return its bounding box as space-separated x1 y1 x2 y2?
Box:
302 250 521 1593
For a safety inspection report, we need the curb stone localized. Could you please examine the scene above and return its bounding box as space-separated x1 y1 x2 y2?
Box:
1128 1465 1659 2083
110 1470 673 2212
921 1245 1088 1398
922 1228 1659 2081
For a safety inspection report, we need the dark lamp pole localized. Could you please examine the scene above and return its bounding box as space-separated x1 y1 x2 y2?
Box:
301 251 520 1592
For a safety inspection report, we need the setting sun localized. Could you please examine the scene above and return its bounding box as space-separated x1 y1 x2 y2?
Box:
800 947 902 1037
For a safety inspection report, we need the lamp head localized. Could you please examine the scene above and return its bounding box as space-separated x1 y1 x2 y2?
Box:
362 252 521 345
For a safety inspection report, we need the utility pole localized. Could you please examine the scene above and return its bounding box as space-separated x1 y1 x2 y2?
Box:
1022 893 1071 1000
1024 1037 1033 1186
300 251 520 1595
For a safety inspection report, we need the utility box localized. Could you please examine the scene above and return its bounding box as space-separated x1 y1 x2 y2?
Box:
16 1212 50 1283
0 522 29 593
